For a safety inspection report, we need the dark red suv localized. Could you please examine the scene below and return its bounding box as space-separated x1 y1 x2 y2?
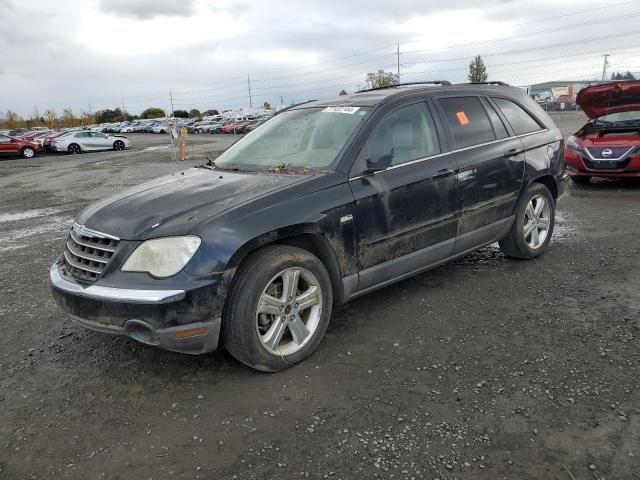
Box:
0 133 42 159
565 81 640 183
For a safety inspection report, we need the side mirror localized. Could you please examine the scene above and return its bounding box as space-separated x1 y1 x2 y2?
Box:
365 149 394 173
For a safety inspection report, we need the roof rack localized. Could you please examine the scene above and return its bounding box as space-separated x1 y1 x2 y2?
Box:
465 81 509 86
356 81 451 93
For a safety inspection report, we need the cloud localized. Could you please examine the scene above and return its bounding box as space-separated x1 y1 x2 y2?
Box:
99 0 196 20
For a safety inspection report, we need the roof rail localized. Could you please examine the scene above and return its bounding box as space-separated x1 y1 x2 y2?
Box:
465 81 509 86
274 99 318 115
356 81 451 93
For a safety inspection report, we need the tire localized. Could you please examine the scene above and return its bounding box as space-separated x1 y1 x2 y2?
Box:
21 147 35 159
113 140 125 151
67 143 81 155
499 183 555 260
222 245 333 372
570 175 591 185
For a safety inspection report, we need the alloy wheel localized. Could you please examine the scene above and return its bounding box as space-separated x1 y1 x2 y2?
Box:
255 267 323 356
23 148 34 158
523 194 551 249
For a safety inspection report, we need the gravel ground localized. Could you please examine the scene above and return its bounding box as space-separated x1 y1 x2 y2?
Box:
1 113 639 480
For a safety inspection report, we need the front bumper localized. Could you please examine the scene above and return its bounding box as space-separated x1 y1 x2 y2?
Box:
50 262 221 355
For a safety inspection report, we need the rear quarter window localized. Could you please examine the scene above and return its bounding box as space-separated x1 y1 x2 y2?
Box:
437 96 496 149
492 97 543 135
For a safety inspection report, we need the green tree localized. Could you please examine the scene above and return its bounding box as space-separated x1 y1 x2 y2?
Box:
140 107 166 119
202 109 219 116
263 101 271 109
468 55 488 83
188 109 201 118
339 89 348 96
173 110 189 118
365 70 399 89
611 71 636 80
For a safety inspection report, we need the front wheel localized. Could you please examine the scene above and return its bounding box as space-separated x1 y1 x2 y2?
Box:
222 245 333 372
499 183 555 260
21 147 35 159
113 140 125 150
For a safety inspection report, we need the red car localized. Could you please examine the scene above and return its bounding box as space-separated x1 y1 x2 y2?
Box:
565 81 640 184
0 133 42 159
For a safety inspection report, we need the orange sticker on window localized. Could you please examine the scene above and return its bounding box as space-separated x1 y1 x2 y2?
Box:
456 111 469 125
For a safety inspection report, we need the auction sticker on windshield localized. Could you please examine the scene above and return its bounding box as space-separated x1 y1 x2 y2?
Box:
323 106 360 114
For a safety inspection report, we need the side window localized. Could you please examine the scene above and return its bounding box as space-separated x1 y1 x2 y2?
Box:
75 132 87 138
0 135 10 143
361 102 440 168
492 97 542 135
437 96 496 149
483 101 509 139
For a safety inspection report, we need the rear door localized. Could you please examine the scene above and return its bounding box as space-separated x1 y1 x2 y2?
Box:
349 101 458 291
434 95 525 254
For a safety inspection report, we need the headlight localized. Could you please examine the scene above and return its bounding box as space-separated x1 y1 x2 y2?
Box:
122 236 201 278
566 135 583 154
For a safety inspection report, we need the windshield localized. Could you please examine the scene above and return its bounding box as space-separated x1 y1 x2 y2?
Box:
596 110 640 124
214 107 369 170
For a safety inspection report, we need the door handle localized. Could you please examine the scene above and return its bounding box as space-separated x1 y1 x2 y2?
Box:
504 148 524 158
433 168 455 179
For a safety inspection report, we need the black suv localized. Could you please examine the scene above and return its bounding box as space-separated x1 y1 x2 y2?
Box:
50 81 568 371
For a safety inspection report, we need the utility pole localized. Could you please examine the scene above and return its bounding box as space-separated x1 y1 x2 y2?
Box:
168 90 178 161
396 43 401 83
602 54 610 81
169 89 176 118
247 75 253 109
121 99 126 122
280 96 284 106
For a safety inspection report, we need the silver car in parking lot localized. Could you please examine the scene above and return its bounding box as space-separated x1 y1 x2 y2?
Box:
51 131 131 154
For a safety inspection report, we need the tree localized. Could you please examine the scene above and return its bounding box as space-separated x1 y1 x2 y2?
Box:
140 107 166 119
188 109 201 118
263 101 271 109
339 89 348 96
4 110 21 129
172 110 189 118
61 108 76 127
468 55 488 83
611 71 636 80
44 109 57 129
365 70 399 89
202 109 219 116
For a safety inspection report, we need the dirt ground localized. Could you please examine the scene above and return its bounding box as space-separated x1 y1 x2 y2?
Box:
1 114 639 480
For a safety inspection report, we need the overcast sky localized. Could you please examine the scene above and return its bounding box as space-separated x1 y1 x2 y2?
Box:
2 0 640 117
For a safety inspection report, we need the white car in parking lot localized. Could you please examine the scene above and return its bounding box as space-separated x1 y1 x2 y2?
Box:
51 131 131 154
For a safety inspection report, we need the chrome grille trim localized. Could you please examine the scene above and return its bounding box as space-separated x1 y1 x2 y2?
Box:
62 223 120 282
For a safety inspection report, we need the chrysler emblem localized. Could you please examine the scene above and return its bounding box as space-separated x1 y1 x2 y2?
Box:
601 149 613 158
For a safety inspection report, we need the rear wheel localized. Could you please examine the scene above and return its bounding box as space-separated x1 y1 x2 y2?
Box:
67 143 81 155
499 183 555 260
570 175 591 185
113 140 125 150
21 147 35 159
222 245 332 372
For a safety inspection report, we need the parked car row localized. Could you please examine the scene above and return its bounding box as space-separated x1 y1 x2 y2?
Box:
0 126 131 158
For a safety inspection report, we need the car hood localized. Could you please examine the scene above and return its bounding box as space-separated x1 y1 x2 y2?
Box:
576 81 640 118
76 167 311 240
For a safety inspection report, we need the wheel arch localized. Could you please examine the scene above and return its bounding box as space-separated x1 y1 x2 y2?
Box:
225 224 346 306
530 174 558 200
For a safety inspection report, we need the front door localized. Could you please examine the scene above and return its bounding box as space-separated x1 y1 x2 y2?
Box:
0 135 17 155
349 101 459 292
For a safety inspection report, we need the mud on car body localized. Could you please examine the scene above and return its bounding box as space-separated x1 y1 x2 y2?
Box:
50 81 568 371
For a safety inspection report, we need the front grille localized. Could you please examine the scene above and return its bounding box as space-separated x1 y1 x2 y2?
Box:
62 223 120 282
583 156 632 171
586 147 633 159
